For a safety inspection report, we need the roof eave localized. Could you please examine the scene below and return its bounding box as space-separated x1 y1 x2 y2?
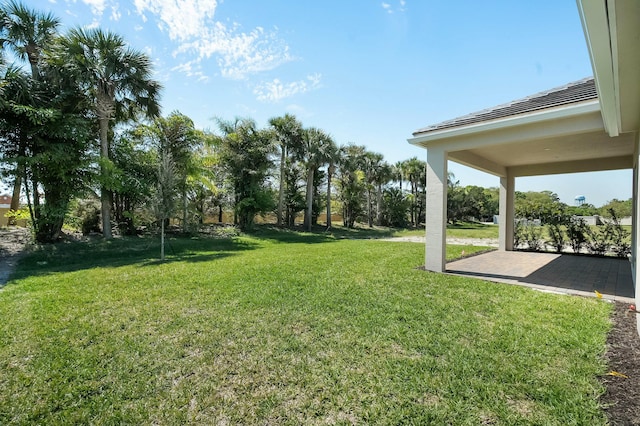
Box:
408 100 601 147
576 0 620 137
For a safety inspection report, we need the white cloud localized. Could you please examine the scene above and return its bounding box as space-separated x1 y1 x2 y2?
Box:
382 0 406 14
133 0 293 80
81 0 106 16
110 4 121 21
133 0 218 42
253 74 322 103
87 19 100 29
172 60 209 82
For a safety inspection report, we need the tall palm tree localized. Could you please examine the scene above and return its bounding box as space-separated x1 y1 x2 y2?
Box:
268 114 303 226
0 1 60 215
373 161 392 226
301 127 334 231
0 1 60 79
59 28 161 238
324 141 340 229
361 151 385 227
337 144 366 228
393 160 405 193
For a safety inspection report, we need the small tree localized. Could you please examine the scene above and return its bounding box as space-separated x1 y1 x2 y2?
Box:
215 118 275 231
523 223 544 251
154 149 176 261
382 187 410 227
546 223 566 253
606 208 631 258
566 216 589 253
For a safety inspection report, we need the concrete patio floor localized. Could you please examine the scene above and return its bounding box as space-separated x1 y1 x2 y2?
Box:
446 251 635 303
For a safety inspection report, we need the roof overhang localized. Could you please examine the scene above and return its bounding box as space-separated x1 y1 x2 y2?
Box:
407 2 639 179
577 0 640 136
408 99 634 178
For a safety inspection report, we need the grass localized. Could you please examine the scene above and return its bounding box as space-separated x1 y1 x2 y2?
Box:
0 229 612 424
392 221 500 239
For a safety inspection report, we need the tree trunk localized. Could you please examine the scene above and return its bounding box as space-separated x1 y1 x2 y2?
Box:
277 145 286 226
34 184 69 243
218 205 223 223
8 174 21 225
376 183 383 226
161 219 165 260
326 165 333 229
367 188 373 227
304 167 314 231
9 136 28 225
182 186 188 233
411 179 416 227
99 116 112 239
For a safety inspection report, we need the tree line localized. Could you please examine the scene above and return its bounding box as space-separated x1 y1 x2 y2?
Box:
0 2 436 242
1 2 628 244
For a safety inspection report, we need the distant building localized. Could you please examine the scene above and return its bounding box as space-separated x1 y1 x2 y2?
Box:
575 195 586 206
0 195 12 227
0 195 10 208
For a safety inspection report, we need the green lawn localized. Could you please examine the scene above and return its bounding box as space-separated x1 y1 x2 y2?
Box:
392 221 500 239
0 229 611 424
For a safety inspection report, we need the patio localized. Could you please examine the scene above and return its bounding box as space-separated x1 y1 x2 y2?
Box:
447 251 634 303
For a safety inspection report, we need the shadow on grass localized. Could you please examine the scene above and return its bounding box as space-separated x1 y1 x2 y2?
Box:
9 234 259 282
447 221 494 230
245 223 399 243
141 252 236 266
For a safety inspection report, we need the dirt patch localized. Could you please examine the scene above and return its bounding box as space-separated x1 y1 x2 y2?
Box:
0 227 31 287
601 301 640 425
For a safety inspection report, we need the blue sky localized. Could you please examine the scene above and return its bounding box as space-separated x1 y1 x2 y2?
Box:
24 0 631 206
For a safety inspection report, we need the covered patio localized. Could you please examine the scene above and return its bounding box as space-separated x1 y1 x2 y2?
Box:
447 251 634 303
407 0 639 326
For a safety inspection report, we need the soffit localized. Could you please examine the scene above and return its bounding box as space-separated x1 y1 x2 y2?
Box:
456 130 635 168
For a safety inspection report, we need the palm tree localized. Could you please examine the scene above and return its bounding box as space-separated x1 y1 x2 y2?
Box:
268 114 303 226
361 151 384 227
324 141 340 229
60 28 161 238
154 112 200 233
403 157 426 226
0 1 60 216
337 144 366 228
301 127 334 231
373 161 392 226
393 161 405 193
0 1 60 79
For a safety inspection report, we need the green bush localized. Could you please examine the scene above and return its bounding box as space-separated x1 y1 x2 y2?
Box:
566 217 589 253
546 223 566 253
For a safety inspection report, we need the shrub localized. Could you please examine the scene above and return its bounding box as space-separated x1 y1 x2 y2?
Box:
586 226 609 256
546 223 566 253
522 223 544 251
514 220 524 248
606 208 631 258
66 200 101 235
566 216 589 254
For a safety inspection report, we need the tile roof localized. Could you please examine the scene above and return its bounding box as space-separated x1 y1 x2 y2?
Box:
413 77 597 136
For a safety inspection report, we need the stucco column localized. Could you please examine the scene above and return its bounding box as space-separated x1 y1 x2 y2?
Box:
498 174 515 251
634 135 640 335
632 162 638 277
425 148 447 272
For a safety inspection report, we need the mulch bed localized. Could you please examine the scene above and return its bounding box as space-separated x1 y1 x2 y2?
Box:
601 301 640 425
